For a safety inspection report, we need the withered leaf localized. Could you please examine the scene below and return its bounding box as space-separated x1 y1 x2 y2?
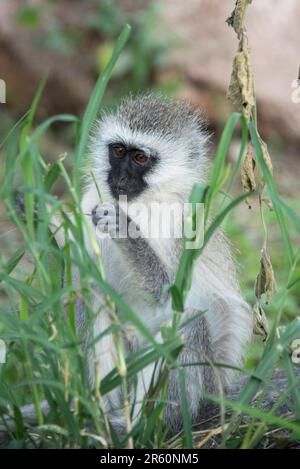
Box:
261 195 274 211
255 248 276 303
228 35 255 123
260 139 274 180
241 142 256 207
253 301 269 342
226 0 252 37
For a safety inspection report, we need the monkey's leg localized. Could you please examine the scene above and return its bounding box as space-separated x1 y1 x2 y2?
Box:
123 311 218 434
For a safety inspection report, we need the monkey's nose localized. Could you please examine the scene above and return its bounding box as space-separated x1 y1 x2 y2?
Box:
118 175 128 185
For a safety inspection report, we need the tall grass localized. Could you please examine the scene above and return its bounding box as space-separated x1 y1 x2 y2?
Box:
0 25 300 449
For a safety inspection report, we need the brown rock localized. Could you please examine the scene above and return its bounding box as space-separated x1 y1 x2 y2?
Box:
161 0 300 145
0 0 93 118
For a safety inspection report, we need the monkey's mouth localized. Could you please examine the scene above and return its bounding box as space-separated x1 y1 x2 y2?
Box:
107 171 147 200
115 184 127 194
110 183 138 199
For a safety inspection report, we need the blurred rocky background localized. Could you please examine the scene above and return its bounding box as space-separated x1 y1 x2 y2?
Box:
1 1 299 141
0 0 299 364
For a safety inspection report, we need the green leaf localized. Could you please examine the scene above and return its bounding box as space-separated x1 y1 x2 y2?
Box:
205 112 242 223
44 162 62 193
2 249 25 275
15 6 41 29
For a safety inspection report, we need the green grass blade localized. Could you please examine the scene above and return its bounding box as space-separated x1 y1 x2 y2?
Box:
74 24 131 190
20 74 48 149
205 112 242 223
249 121 294 266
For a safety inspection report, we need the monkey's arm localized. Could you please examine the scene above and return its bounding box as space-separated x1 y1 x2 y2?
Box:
117 236 170 302
91 203 171 303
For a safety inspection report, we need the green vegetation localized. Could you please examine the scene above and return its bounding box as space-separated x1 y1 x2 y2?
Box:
15 1 174 104
0 24 300 449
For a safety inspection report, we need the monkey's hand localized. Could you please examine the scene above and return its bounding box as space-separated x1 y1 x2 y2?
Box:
91 203 122 239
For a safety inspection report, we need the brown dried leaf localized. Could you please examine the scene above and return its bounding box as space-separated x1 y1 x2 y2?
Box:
233 0 248 36
255 248 276 302
253 301 269 342
241 142 256 207
227 35 255 123
226 0 252 37
261 196 274 211
260 139 274 178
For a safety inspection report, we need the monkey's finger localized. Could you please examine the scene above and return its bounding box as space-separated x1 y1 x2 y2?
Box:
95 215 118 233
91 204 117 226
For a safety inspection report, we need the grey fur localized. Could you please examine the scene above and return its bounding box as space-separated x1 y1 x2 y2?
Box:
115 93 207 140
116 235 170 303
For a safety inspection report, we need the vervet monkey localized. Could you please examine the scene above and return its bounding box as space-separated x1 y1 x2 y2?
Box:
77 93 252 433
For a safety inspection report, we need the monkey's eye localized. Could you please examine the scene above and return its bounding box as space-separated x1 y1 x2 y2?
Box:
133 152 149 165
113 146 126 157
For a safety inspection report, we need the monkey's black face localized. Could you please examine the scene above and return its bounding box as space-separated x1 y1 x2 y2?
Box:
107 143 157 200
